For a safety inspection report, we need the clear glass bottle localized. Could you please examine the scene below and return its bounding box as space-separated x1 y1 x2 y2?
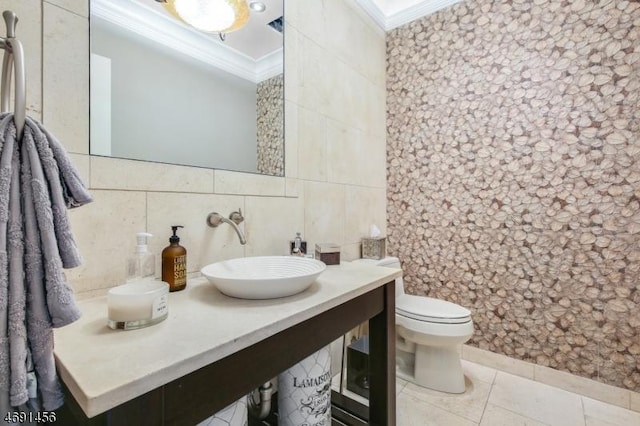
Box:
127 232 155 281
290 232 307 256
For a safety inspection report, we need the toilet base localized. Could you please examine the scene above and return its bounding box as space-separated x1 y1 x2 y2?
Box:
397 345 466 394
396 348 415 381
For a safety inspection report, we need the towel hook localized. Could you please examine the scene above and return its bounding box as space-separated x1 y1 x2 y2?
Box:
3 10 16 37
0 10 26 139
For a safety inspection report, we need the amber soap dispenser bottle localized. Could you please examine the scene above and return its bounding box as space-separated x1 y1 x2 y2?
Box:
162 225 187 292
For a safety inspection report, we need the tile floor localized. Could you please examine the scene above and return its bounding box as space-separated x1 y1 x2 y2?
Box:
333 361 640 426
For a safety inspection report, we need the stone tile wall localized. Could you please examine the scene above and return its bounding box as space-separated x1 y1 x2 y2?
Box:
387 0 640 391
9 0 386 297
257 74 284 176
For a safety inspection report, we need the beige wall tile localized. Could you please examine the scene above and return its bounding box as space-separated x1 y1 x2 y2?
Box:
284 101 299 178
304 181 345 248
285 178 301 198
5 0 42 116
325 120 386 188
298 36 331 116
44 0 89 17
462 345 535 380
325 0 385 86
344 185 387 244
326 119 359 185
67 190 147 295
283 0 298 31
323 59 361 128
363 82 387 139
630 391 640 413
359 132 387 188
323 64 385 143
42 2 88 154
27 110 42 123
290 1 388 188
146 192 246 275
74 288 110 301
287 0 327 47
297 106 327 181
91 156 214 193
341 242 361 262
68 153 90 186
283 26 301 104
244 196 304 257
214 170 285 196
324 0 365 68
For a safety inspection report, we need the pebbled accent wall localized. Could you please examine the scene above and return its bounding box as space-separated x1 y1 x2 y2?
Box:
257 74 284 176
386 0 640 390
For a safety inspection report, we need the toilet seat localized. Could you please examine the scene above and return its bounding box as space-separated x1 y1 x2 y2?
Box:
396 294 471 324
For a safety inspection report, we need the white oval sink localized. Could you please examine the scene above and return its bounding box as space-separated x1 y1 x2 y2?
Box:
201 256 326 299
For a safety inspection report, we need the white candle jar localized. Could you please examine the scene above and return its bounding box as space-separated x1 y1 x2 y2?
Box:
107 280 169 330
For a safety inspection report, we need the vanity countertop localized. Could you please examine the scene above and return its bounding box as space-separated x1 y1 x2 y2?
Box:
54 261 401 418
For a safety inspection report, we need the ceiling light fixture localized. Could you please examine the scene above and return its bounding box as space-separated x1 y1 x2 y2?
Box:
156 0 250 33
249 1 266 12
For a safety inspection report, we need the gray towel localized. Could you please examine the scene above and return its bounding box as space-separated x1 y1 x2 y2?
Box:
0 113 92 414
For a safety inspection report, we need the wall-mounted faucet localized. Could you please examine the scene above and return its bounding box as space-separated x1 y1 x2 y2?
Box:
206 209 247 245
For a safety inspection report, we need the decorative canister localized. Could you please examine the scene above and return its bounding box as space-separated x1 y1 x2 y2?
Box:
197 396 247 426
361 237 386 260
278 346 332 426
107 280 169 330
315 243 341 265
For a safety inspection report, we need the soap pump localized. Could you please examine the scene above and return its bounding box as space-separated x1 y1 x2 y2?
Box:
162 226 187 292
290 232 307 256
127 232 155 281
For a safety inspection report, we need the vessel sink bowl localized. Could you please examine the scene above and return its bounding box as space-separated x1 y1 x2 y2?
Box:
201 256 326 299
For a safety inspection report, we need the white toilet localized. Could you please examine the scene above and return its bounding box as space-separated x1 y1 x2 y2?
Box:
356 257 473 394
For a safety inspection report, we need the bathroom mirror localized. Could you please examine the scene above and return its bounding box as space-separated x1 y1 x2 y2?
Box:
89 0 284 176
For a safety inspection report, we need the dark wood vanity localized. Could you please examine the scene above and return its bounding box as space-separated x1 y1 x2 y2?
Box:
54 265 398 425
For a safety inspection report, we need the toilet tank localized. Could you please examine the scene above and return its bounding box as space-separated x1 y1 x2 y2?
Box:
353 257 404 297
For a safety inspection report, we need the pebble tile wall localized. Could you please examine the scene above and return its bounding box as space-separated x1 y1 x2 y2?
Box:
257 74 284 176
387 0 640 391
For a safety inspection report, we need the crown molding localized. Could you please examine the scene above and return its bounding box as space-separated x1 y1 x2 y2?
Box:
353 0 387 32
256 47 284 82
91 0 282 83
386 0 462 30
355 0 462 31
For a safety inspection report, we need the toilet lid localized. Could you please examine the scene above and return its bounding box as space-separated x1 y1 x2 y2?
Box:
396 294 471 324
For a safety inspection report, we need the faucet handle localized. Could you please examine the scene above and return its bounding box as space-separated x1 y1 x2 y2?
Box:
206 212 223 227
229 208 244 225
